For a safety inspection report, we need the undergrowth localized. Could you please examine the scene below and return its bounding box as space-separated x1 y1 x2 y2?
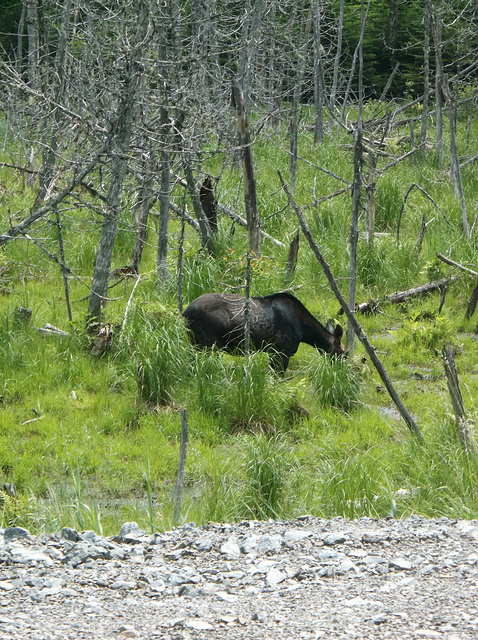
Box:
1 108 478 535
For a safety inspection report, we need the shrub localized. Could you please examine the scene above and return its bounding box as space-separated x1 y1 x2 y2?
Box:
122 305 191 406
309 355 361 412
240 432 296 519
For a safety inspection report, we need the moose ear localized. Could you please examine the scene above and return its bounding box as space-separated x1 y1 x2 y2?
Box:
334 324 343 339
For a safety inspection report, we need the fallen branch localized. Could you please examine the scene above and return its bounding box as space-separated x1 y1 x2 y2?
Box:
436 252 478 276
36 323 70 336
379 145 425 173
216 203 285 248
0 162 37 175
121 275 141 331
460 154 478 169
278 169 423 443
387 277 459 304
0 150 104 246
297 155 352 185
343 276 459 315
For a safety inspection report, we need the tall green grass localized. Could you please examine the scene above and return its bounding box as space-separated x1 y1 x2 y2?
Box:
1 106 478 534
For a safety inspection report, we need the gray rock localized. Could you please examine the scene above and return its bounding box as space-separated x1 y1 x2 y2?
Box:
284 529 312 543
115 522 146 544
240 535 258 554
390 557 413 570
266 567 287 586
361 530 388 543
322 532 348 545
110 580 136 590
61 527 80 542
257 535 282 554
4 526 32 543
184 618 214 631
336 559 358 574
220 537 241 557
8 545 54 566
1 516 478 639
63 543 111 567
196 537 213 552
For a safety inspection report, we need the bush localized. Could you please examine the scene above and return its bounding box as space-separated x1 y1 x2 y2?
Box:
122 305 191 406
309 355 361 412
240 432 296 519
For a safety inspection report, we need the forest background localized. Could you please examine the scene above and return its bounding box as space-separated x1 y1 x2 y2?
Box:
0 0 478 535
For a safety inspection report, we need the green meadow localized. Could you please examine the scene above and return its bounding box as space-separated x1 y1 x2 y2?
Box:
1 108 478 535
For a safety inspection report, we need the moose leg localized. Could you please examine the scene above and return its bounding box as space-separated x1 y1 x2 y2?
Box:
268 350 290 374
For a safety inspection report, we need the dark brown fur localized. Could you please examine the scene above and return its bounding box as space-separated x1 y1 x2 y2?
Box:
183 292 346 372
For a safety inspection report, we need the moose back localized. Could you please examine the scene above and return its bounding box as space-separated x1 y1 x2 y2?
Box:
182 292 346 372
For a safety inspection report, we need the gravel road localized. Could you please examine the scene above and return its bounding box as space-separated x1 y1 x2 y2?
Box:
1 516 477 639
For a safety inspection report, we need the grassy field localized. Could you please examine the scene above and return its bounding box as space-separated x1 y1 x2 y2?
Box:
1 107 478 535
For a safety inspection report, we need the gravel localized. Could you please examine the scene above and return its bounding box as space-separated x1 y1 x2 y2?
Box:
1 516 478 639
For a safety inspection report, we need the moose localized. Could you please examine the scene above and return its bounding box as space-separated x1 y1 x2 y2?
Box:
182 292 346 373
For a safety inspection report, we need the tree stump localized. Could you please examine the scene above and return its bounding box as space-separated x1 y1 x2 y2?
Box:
442 345 475 454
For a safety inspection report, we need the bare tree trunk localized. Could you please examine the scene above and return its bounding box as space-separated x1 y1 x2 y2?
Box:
434 0 444 168
289 93 299 196
466 284 478 319
312 0 324 143
347 0 365 357
237 0 267 110
366 148 376 245
131 147 155 274
25 0 41 196
157 108 171 282
420 0 432 158
442 75 469 238
35 0 72 206
231 81 261 256
177 215 186 314
199 176 218 234
442 346 475 454
15 4 27 76
266 0 280 128
339 0 370 129
25 0 40 92
278 171 423 443
388 0 398 67
284 230 299 285
290 8 311 194
87 2 150 325
173 409 189 526
330 0 344 129
244 252 252 354
55 205 72 322
347 129 362 356
182 147 215 256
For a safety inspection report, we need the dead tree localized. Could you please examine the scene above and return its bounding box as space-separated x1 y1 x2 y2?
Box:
442 345 475 454
279 170 423 443
87 2 150 326
182 148 215 256
442 75 470 238
284 230 300 285
347 276 459 315
199 176 218 234
231 80 261 257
